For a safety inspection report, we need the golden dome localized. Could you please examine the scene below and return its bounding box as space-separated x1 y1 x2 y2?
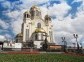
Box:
35 28 45 33
24 11 30 18
45 15 51 21
24 11 29 14
30 6 41 12
17 33 23 37
24 11 31 15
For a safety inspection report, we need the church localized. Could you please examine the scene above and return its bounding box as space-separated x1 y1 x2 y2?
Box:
15 6 54 49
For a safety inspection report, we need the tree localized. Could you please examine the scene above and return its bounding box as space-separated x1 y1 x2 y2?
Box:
42 38 48 51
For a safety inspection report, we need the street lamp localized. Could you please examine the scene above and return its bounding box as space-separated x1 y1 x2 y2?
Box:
80 43 83 54
61 37 67 52
73 34 79 53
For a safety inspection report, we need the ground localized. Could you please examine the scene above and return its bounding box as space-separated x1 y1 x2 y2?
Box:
0 53 84 62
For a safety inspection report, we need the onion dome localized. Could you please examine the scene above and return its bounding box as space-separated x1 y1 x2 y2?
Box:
16 33 23 37
30 6 41 19
44 15 51 21
24 11 30 18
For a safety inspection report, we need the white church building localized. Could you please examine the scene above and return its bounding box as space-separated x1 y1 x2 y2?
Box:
16 6 54 49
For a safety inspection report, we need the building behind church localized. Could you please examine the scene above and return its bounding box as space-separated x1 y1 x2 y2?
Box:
16 6 54 49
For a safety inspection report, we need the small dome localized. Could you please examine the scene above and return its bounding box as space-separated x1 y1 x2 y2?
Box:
30 6 41 19
35 28 45 33
30 6 41 12
25 11 28 13
16 33 23 37
45 15 51 21
24 11 30 18
24 11 30 15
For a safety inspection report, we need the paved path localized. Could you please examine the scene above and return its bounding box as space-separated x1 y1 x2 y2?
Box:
0 51 64 54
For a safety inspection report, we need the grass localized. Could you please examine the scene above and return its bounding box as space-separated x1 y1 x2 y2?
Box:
0 53 84 62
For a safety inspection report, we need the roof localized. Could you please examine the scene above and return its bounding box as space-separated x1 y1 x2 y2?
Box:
30 5 41 12
35 28 46 32
35 28 46 33
45 15 51 21
16 33 23 37
24 11 30 15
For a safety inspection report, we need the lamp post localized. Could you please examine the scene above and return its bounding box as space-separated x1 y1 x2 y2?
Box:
80 43 82 54
73 34 79 53
61 37 67 52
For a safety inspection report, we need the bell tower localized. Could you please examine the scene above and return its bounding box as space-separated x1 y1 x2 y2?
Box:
23 11 31 23
30 6 41 19
44 15 53 43
22 11 32 42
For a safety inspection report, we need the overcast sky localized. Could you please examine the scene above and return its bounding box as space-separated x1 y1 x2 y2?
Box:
0 0 84 47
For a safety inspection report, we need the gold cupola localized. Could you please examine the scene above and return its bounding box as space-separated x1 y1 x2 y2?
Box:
35 28 45 33
30 6 41 19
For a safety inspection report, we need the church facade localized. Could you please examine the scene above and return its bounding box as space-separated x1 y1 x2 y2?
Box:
16 6 54 49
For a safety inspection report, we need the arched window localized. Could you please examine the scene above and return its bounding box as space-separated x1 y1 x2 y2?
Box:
27 14 30 18
37 23 41 28
24 14 26 18
24 14 30 18
35 34 38 40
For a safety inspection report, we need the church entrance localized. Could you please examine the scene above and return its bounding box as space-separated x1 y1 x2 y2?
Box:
31 30 48 49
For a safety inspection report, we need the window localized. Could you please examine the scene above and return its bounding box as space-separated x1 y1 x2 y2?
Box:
24 14 30 18
24 14 26 18
26 29 29 41
35 33 38 40
27 25 28 27
37 23 41 28
35 33 43 41
38 33 41 40
27 14 30 18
